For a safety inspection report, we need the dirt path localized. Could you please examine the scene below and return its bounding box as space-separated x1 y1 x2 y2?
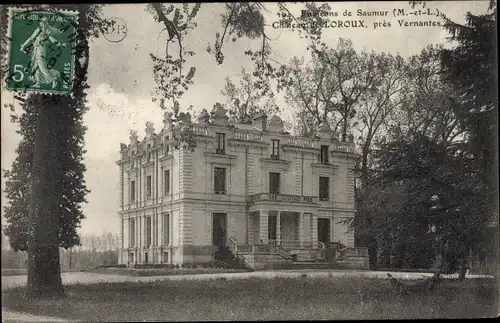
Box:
2 269 494 291
2 308 73 323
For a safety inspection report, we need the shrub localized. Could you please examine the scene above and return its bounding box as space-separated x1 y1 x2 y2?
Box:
99 264 127 269
133 264 180 269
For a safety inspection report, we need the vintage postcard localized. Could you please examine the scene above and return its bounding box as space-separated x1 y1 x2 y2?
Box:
1 1 498 322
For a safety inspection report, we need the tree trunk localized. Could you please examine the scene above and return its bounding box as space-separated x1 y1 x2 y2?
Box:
27 102 64 299
360 146 369 189
342 114 348 142
458 259 467 281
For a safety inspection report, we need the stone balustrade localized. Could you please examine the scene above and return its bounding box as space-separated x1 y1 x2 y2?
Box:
247 193 316 204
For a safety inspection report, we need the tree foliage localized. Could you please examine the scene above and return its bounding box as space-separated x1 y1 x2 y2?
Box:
220 67 279 124
354 2 498 275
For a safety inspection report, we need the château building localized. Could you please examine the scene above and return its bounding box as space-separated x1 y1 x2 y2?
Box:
116 105 366 269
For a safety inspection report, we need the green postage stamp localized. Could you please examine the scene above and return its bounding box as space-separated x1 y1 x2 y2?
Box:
5 8 79 95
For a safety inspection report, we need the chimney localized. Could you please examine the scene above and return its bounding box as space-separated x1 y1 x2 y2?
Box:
252 112 267 130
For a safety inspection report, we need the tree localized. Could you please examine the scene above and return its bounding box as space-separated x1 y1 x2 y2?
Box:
354 52 406 189
355 1 497 276
439 0 498 279
1 4 105 298
276 39 382 140
368 133 490 274
220 67 279 124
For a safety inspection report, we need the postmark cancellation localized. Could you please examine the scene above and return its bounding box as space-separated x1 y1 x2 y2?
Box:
5 8 79 95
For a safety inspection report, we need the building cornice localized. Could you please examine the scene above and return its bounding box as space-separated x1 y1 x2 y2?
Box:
158 154 173 162
281 144 319 155
311 163 339 173
204 152 238 166
228 139 269 149
260 158 291 172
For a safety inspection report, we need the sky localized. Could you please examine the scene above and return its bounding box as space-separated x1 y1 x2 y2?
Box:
0 1 490 236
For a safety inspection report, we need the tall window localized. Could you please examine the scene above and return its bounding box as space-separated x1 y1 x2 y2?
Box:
130 180 136 203
216 132 225 154
271 139 280 160
268 215 277 240
320 145 329 164
129 218 135 248
164 169 170 195
145 216 152 247
163 213 170 245
319 177 330 201
214 167 226 194
154 214 159 247
269 172 280 194
146 175 152 199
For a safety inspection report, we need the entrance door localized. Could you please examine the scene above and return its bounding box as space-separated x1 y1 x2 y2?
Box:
212 213 227 247
317 218 331 243
268 215 277 240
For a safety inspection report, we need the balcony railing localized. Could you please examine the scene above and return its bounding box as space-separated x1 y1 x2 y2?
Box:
190 124 209 136
247 193 315 204
269 240 324 250
338 247 369 258
233 130 263 142
331 141 355 153
288 137 315 148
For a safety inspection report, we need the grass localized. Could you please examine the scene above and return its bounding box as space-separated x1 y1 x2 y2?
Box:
89 267 253 276
2 276 498 321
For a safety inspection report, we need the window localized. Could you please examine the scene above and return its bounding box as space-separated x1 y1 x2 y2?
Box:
130 180 136 203
163 213 170 245
164 169 170 195
269 172 280 194
145 216 152 247
320 145 329 164
154 214 158 247
146 175 152 199
214 167 226 194
319 177 330 201
129 218 135 248
165 136 170 155
271 139 280 160
268 215 277 240
147 144 152 162
216 133 225 154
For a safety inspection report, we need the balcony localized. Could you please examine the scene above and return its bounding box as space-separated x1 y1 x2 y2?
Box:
247 193 315 205
331 141 355 153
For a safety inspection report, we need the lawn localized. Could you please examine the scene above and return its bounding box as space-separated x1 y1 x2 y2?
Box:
90 267 253 276
2 276 497 321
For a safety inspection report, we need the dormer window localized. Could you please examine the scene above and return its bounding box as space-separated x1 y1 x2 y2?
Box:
216 133 225 154
165 136 170 155
271 139 280 160
320 145 329 165
147 144 152 162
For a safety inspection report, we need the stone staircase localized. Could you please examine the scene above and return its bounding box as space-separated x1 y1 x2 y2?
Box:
228 239 369 271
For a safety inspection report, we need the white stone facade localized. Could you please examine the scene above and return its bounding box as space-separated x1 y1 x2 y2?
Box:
117 108 357 265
